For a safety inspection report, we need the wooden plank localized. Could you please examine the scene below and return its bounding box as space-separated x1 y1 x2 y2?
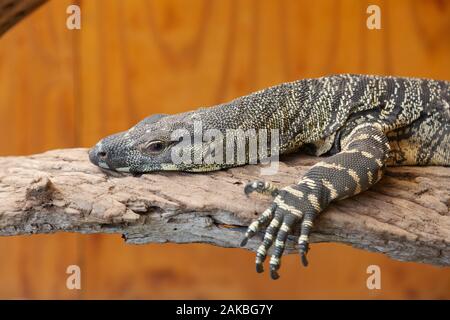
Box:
76 0 450 299
0 0 80 299
0 0 47 36
0 0 449 298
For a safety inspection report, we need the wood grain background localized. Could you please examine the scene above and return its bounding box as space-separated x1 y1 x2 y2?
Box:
0 0 449 299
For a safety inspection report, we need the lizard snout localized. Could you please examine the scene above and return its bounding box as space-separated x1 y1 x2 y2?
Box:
89 143 112 170
89 135 133 172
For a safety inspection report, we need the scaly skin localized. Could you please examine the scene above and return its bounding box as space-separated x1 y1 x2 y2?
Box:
89 74 450 279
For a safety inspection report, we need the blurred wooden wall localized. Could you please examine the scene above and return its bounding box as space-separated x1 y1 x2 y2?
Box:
0 0 449 299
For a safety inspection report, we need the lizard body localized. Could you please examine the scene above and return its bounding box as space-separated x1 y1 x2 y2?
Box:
89 74 450 279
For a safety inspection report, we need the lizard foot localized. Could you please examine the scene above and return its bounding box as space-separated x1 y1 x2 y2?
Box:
244 180 279 197
241 184 316 279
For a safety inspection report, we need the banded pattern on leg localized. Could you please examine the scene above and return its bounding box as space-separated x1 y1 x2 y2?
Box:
241 123 390 279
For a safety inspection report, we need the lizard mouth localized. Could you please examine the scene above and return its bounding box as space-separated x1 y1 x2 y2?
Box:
88 146 116 171
89 146 132 173
97 161 111 170
98 160 130 173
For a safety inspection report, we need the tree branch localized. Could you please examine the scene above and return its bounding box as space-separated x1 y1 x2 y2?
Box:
0 0 48 37
0 148 448 266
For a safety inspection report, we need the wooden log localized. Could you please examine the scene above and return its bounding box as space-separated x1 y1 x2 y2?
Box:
0 148 448 266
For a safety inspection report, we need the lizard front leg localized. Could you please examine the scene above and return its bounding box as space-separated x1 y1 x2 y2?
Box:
241 122 391 279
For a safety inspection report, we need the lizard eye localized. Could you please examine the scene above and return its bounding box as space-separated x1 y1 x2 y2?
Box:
142 140 166 154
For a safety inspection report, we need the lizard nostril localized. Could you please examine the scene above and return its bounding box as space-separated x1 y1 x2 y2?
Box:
97 151 107 160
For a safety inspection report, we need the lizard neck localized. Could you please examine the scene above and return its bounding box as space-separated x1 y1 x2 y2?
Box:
201 79 326 154
206 81 309 127
194 80 316 159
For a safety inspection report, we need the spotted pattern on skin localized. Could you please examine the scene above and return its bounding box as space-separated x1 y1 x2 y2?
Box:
303 220 313 228
299 235 309 242
340 149 360 155
262 208 273 217
275 240 285 248
241 122 396 277
270 257 280 265
274 198 303 217
284 186 304 199
367 171 373 184
347 169 362 194
246 180 279 196
361 151 374 158
376 168 384 182
248 221 259 232
257 247 267 256
89 74 449 280
322 179 338 200
312 162 346 171
307 194 321 211
342 133 369 148
300 178 317 188
268 218 280 229
373 135 383 143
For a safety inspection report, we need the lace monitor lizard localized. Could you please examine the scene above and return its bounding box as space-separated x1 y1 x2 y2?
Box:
89 74 450 280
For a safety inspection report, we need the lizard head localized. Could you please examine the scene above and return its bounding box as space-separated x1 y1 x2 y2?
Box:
88 111 222 173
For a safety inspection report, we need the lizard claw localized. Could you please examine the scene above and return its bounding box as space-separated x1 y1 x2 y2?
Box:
240 228 256 247
299 242 309 267
256 263 264 273
270 268 280 280
301 253 309 267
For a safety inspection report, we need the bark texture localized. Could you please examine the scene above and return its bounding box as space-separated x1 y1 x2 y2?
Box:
0 0 47 36
0 148 449 266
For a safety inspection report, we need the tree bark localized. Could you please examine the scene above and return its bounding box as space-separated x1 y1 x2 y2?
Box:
0 148 448 266
0 0 47 37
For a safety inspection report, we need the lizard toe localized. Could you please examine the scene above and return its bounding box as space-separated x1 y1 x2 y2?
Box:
244 180 279 197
